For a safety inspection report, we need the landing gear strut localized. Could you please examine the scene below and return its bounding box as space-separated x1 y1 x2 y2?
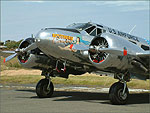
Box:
109 74 129 105
36 73 54 98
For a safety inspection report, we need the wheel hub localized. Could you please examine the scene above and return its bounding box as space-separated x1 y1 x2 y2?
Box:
43 85 50 95
118 89 127 100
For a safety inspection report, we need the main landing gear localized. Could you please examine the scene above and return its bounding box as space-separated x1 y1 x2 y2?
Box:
36 73 54 98
35 69 129 105
109 74 129 105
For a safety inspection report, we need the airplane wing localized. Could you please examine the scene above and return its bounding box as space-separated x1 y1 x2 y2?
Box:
71 44 89 50
71 44 126 56
136 51 150 58
136 51 150 69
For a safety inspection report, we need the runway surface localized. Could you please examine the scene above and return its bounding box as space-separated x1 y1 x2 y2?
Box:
0 84 149 113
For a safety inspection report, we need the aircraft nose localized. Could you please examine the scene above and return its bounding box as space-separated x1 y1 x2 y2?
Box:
35 30 53 46
36 31 49 41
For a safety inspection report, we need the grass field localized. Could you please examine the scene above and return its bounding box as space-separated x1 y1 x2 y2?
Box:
1 56 22 71
0 56 150 90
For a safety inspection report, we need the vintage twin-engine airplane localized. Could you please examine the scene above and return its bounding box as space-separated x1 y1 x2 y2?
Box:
3 22 150 104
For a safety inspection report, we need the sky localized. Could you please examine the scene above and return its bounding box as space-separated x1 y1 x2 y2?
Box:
1 1 150 42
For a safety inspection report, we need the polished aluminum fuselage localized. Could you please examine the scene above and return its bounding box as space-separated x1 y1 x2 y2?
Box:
36 29 149 78
35 29 91 64
34 24 149 80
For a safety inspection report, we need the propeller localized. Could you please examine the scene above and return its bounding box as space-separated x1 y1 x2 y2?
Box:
98 48 123 55
4 53 18 63
2 51 15 54
69 44 109 53
3 43 37 63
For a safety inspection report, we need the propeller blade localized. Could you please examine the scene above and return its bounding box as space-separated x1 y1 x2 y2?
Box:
2 51 16 54
4 53 17 63
0 50 16 57
3 42 37 63
23 43 37 52
99 48 123 56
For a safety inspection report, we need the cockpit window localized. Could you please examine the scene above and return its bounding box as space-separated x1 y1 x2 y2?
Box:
85 26 96 34
67 23 92 31
90 29 96 36
96 24 103 28
67 23 104 36
97 28 102 35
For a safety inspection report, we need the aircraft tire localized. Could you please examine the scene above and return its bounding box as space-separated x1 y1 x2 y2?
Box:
36 79 54 98
109 82 129 105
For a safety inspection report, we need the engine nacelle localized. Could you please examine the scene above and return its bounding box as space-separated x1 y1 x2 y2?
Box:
17 38 54 70
89 33 137 73
19 54 52 70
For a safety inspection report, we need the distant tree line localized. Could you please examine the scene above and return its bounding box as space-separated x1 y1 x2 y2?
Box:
1 39 23 49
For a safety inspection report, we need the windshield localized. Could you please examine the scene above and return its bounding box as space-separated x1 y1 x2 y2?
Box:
67 23 92 31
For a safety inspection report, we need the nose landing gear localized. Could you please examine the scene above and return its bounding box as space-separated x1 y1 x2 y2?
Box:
36 73 54 98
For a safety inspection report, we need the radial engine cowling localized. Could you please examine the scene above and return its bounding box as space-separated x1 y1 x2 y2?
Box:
17 38 52 70
88 33 130 72
89 37 109 64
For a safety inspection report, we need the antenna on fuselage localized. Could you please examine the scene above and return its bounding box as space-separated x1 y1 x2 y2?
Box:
89 20 92 23
129 25 136 34
31 34 34 38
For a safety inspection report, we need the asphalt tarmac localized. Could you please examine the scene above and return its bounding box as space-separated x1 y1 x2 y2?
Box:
0 85 149 113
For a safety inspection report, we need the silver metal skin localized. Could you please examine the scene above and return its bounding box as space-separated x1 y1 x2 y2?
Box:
4 22 148 80
33 22 149 80
3 22 150 104
35 29 91 65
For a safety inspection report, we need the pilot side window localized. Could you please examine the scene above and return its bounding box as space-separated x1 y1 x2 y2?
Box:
85 26 96 34
97 28 102 35
90 29 96 36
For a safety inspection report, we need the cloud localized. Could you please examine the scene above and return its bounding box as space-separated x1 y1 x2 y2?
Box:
30 1 44 3
23 0 45 3
88 1 149 12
